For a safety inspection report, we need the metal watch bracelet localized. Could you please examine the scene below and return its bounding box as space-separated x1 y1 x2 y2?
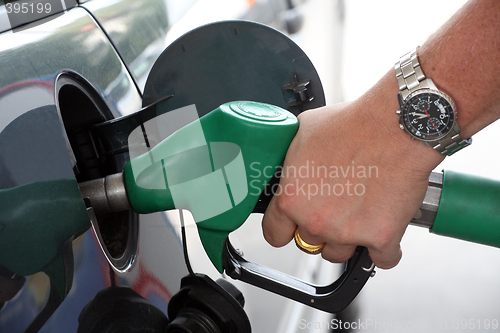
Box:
395 48 472 156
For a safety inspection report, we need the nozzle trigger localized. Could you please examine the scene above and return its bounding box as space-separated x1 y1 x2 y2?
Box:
222 239 374 314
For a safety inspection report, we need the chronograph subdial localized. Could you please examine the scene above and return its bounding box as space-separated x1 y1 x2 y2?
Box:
427 117 440 131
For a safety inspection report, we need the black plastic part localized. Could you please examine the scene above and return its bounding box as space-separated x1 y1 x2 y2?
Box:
89 95 173 159
167 274 251 333
56 72 114 182
167 308 221 333
142 20 325 117
77 287 169 333
223 241 373 314
283 78 314 106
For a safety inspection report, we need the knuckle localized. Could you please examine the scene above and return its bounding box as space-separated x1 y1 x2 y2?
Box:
321 247 355 263
302 211 329 238
262 229 280 247
331 225 352 245
371 250 402 269
375 235 396 254
365 222 403 269
274 192 294 215
366 221 397 252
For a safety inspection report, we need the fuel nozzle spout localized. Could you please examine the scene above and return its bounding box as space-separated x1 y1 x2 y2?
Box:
78 173 130 216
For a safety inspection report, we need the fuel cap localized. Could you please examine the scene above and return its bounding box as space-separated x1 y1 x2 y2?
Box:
142 20 325 118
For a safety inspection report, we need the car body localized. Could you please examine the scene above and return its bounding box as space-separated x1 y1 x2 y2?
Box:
0 1 347 332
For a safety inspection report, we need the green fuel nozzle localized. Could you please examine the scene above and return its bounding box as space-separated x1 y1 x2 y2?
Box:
123 101 298 271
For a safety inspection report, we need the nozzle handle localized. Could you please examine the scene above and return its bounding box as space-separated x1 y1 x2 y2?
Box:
223 240 374 314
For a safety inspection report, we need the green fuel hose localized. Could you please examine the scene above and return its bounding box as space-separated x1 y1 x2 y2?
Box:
431 170 500 248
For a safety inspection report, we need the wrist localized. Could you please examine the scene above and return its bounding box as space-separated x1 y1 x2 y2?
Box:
418 45 477 139
356 69 445 174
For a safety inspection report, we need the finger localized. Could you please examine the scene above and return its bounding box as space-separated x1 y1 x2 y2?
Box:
320 244 357 263
292 226 325 255
368 244 402 269
294 226 325 247
262 196 296 247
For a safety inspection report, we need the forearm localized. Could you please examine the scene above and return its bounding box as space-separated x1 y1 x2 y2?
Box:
419 0 500 139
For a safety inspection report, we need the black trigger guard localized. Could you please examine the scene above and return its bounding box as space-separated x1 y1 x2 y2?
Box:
222 239 374 314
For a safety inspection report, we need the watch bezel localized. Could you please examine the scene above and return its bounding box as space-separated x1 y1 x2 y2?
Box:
399 88 457 142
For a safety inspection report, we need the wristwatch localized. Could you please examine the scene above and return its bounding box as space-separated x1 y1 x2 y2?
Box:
395 48 472 156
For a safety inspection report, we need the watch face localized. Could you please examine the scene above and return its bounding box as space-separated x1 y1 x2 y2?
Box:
401 90 455 140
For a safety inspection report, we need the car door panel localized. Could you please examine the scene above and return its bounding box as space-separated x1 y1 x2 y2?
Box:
0 6 187 333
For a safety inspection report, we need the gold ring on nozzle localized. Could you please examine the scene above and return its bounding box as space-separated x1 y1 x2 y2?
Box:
293 228 325 255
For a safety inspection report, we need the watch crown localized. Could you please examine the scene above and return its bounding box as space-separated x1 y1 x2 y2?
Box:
396 110 401 115
399 124 404 130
